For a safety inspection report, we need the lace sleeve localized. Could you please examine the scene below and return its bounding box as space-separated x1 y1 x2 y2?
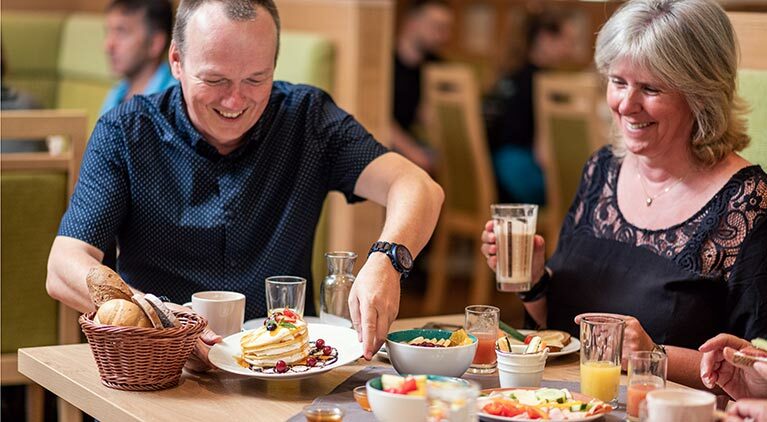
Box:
726 215 767 339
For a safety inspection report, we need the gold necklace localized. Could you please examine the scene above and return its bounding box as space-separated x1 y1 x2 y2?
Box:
636 171 689 207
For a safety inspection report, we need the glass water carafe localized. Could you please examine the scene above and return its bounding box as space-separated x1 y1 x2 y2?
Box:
320 251 357 327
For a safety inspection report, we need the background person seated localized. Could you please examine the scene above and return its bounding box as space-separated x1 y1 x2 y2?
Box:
101 0 177 115
391 0 453 175
483 9 580 205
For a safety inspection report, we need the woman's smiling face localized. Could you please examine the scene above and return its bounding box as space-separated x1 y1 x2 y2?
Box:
607 58 695 158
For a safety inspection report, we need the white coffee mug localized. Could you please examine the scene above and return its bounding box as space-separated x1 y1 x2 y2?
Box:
645 389 716 422
184 291 245 337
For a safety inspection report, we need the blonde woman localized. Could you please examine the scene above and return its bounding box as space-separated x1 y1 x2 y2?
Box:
481 0 766 388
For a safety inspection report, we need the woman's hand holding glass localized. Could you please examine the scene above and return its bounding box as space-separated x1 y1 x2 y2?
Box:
480 220 546 283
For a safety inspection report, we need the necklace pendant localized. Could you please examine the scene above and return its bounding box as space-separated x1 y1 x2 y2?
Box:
646 197 653 207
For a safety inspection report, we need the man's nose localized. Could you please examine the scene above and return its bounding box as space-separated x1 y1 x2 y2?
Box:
221 85 246 110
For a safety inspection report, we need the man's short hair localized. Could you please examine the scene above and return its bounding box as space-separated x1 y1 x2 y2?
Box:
173 0 281 62
106 0 174 51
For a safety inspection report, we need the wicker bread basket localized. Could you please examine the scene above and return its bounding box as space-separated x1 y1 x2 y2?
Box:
79 311 207 391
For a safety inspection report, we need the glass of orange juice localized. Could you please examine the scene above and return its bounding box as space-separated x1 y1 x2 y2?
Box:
579 315 624 404
465 305 500 374
626 351 666 421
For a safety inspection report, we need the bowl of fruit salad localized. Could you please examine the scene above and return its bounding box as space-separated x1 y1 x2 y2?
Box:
386 329 477 377
366 374 469 422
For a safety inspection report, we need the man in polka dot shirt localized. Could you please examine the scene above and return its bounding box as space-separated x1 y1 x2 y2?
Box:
46 0 444 367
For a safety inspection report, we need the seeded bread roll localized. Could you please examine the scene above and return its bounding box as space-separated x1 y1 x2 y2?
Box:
86 265 134 307
96 299 152 328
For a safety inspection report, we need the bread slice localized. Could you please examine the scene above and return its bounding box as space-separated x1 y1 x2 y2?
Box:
535 330 572 352
131 294 165 329
144 293 181 328
86 265 133 307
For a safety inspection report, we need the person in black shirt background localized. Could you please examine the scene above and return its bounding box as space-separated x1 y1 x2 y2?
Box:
483 10 579 205
392 0 453 175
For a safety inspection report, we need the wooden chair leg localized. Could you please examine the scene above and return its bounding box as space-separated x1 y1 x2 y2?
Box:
469 243 492 306
424 228 450 316
26 383 45 422
58 397 82 422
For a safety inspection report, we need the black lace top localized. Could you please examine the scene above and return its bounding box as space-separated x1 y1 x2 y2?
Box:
546 146 767 348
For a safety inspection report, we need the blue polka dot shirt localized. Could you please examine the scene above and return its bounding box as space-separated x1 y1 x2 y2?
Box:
59 83 388 318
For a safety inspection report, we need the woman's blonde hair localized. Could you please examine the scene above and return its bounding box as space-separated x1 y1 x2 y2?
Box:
594 0 750 166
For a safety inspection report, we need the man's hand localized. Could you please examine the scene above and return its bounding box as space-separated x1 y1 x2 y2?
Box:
699 333 767 400
166 302 223 372
726 399 767 422
348 252 401 360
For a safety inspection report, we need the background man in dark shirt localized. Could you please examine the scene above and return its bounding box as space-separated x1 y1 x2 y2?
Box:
391 0 453 174
47 0 444 365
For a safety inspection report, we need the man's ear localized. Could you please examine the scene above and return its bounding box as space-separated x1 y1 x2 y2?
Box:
168 40 182 78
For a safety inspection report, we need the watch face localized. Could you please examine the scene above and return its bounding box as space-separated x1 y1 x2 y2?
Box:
395 245 413 270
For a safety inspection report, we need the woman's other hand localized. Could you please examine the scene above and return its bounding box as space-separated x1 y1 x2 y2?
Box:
574 312 654 370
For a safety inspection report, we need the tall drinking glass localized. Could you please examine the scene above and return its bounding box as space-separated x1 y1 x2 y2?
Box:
492 204 538 292
627 351 667 421
426 379 480 422
579 315 624 404
465 305 500 374
265 276 307 317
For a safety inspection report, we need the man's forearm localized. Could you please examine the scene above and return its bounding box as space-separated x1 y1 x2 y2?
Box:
46 236 105 313
376 173 443 257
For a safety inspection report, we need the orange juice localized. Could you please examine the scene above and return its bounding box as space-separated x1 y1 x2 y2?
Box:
627 383 659 419
472 333 497 365
580 361 621 402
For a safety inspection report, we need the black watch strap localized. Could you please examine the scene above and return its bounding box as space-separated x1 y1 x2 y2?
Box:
368 241 412 279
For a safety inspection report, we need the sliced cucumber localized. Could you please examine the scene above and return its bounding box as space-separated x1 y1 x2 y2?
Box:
570 403 587 411
535 388 566 403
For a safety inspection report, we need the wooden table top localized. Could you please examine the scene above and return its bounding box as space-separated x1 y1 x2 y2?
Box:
17 314 659 421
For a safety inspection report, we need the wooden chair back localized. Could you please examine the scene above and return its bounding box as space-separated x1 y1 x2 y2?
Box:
1 109 86 422
534 71 607 254
422 63 497 314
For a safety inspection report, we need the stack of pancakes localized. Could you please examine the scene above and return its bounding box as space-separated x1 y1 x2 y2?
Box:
240 317 310 367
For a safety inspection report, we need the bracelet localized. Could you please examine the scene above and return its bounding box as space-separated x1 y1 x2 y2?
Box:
517 270 551 303
652 343 667 356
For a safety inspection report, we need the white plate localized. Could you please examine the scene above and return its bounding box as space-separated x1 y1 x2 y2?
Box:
209 323 362 380
243 316 323 330
517 330 580 358
477 388 610 422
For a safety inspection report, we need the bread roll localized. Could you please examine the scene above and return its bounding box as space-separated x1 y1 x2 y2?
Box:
87 265 134 307
131 294 165 329
96 299 152 328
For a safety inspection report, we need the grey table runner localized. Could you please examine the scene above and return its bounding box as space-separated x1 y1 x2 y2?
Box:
287 366 627 421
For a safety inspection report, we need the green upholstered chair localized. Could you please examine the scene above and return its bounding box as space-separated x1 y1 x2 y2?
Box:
534 71 607 255
2 12 115 133
1 110 87 422
422 63 497 315
729 12 767 167
276 32 334 310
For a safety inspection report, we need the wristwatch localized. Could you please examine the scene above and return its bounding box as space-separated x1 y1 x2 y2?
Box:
368 241 413 279
652 343 667 356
